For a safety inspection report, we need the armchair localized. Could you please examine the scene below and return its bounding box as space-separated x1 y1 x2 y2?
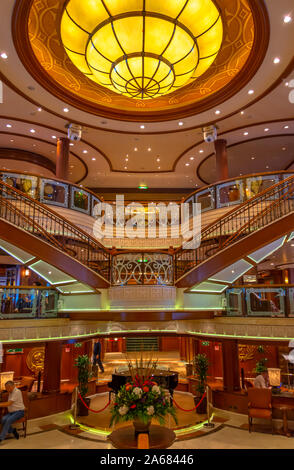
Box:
247 388 273 433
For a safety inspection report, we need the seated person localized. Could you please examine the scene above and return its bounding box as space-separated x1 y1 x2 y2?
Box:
254 370 269 388
0 380 25 444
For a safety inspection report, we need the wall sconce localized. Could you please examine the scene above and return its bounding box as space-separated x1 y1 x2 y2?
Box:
268 368 281 393
24 269 30 277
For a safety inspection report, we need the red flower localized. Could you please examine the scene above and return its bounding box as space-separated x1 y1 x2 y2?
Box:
143 386 149 393
126 384 132 391
114 403 118 406
130 404 136 409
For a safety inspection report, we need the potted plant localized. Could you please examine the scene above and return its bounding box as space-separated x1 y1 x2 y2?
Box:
110 376 177 435
75 354 92 416
193 353 209 414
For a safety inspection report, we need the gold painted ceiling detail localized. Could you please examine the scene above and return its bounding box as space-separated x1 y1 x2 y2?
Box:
60 0 223 100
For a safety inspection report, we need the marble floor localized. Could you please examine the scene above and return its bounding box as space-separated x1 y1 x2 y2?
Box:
2 400 294 449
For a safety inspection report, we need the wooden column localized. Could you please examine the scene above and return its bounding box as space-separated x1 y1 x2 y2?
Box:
56 137 70 180
42 341 63 394
214 139 228 182
222 339 241 392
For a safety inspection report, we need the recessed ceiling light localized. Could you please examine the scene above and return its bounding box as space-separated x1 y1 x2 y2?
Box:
124 166 127 169
273 57 280 64
92 158 96 161
83 150 88 154
30 129 36 133
6 124 12 128
156 158 160 162
284 125 289 129
38 107 42 112
1 52 8 59
284 15 292 23
178 121 184 126
266 165 269 169
190 157 194 160
199 150 204 153
282 147 287 151
148 148 151 152
243 131 249 136
271 263 274 266
10 139 14 142
134 147 138 151
158 166 161 169
69 143 74 146
140 125 145 129
215 110 221 115
48 271 52 275
285 82 289 87
241 111 244 115
264 128 269 132
248 89 254 95
52 135 56 139
185 163 190 166
63 107 69 113
251 156 255 160
125 158 129 161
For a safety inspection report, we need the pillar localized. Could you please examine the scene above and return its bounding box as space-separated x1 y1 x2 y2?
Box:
42 341 63 394
56 137 70 180
222 339 241 392
214 139 228 182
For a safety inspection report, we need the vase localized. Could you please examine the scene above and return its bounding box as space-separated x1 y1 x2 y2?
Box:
194 395 207 415
77 397 90 417
133 418 152 436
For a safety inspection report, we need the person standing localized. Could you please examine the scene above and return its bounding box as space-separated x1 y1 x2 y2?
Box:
93 340 104 373
0 381 25 444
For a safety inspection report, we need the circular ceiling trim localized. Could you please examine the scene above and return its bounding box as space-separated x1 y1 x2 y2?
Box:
197 134 294 184
12 0 270 122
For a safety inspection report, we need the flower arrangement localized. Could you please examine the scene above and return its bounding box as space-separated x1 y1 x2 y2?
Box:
110 374 177 427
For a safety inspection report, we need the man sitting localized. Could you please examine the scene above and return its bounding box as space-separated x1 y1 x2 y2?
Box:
0 380 25 444
254 370 269 388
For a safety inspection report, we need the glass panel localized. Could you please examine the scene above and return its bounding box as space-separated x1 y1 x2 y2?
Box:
0 287 58 319
210 259 253 284
246 288 285 317
245 175 279 200
1 173 38 199
40 179 68 208
226 288 243 316
289 288 294 317
216 180 244 208
91 195 102 217
195 188 215 212
70 186 90 214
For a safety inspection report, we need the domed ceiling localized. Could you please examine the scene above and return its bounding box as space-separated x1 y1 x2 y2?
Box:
13 0 268 121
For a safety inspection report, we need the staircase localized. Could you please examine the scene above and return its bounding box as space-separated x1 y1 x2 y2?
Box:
175 175 294 285
0 180 111 283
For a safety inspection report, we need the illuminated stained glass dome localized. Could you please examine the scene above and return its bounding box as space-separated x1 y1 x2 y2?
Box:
61 0 223 100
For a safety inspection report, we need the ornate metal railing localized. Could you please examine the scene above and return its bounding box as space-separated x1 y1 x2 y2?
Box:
1 169 293 220
226 284 294 317
111 252 174 286
0 286 59 319
0 180 111 282
175 175 294 281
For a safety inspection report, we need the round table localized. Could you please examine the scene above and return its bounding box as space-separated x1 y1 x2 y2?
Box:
109 425 176 449
273 404 294 437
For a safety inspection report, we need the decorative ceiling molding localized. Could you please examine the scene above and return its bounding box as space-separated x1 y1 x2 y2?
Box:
0 147 55 173
196 134 294 184
12 0 269 121
173 119 294 172
0 131 88 184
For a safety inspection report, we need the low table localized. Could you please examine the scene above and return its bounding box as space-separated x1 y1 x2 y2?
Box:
109 425 176 449
273 404 294 437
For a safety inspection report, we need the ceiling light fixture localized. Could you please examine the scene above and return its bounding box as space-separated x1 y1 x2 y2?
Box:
61 0 223 100
243 132 249 136
215 110 221 115
140 125 145 129
83 150 88 154
148 148 152 152
199 150 204 153
134 147 138 151
6 124 12 128
284 15 292 23
273 57 280 64
178 122 184 126
52 135 56 139
63 107 69 112
264 128 269 132
38 107 42 112
284 125 289 129
1 52 8 59
248 89 254 95
30 129 36 133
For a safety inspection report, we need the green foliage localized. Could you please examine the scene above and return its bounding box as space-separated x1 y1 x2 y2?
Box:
193 353 209 395
110 379 178 427
74 354 92 398
255 357 268 374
